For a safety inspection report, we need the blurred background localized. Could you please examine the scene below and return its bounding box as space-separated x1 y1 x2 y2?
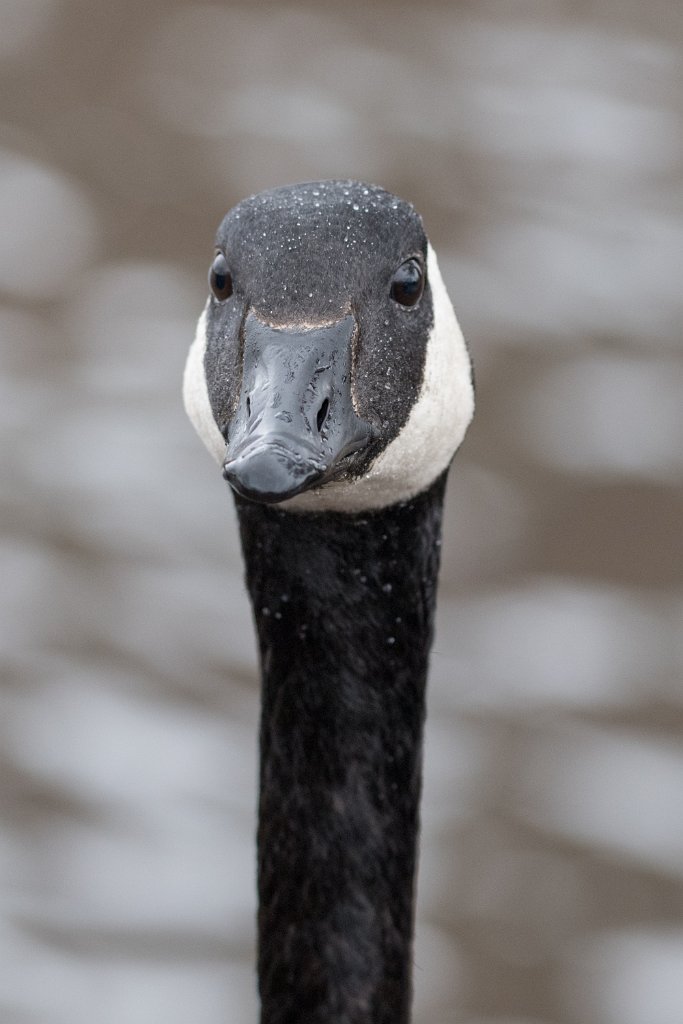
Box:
1 1 681 1022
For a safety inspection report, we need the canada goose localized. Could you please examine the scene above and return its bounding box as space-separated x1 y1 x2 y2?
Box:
184 180 474 1024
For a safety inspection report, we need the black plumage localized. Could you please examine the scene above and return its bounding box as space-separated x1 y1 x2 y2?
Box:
236 475 446 1024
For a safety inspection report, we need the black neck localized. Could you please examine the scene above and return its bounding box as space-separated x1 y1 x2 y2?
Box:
235 475 447 1024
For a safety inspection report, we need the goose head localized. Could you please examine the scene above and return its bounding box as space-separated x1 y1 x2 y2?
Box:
184 180 474 513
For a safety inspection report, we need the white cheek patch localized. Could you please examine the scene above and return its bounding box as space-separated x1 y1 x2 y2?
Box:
286 244 474 513
183 304 226 464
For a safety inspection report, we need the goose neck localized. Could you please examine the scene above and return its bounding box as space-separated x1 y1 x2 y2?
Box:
235 474 447 1024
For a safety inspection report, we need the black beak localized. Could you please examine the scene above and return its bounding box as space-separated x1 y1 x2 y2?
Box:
223 311 374 504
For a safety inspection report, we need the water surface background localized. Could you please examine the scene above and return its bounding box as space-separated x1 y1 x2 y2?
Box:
1 2 682 1022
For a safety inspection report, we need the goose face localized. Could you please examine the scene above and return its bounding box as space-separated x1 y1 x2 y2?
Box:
184 180 474 512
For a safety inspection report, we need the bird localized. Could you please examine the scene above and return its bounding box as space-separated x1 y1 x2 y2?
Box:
183 180 474 1024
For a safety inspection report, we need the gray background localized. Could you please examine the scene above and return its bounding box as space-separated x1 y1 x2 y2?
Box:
1 2 681 1022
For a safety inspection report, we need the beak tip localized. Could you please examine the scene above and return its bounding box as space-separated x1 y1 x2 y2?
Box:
222 447 324 504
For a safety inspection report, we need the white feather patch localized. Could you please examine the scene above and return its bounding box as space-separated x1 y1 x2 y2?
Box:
286 244 474 512
182 304 225 463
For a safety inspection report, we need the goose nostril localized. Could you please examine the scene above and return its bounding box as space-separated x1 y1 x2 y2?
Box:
316 397 330 433
246 396 251 417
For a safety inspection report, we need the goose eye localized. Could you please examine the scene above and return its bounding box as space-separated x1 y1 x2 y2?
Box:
209 252 233 301
390 258 424 307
